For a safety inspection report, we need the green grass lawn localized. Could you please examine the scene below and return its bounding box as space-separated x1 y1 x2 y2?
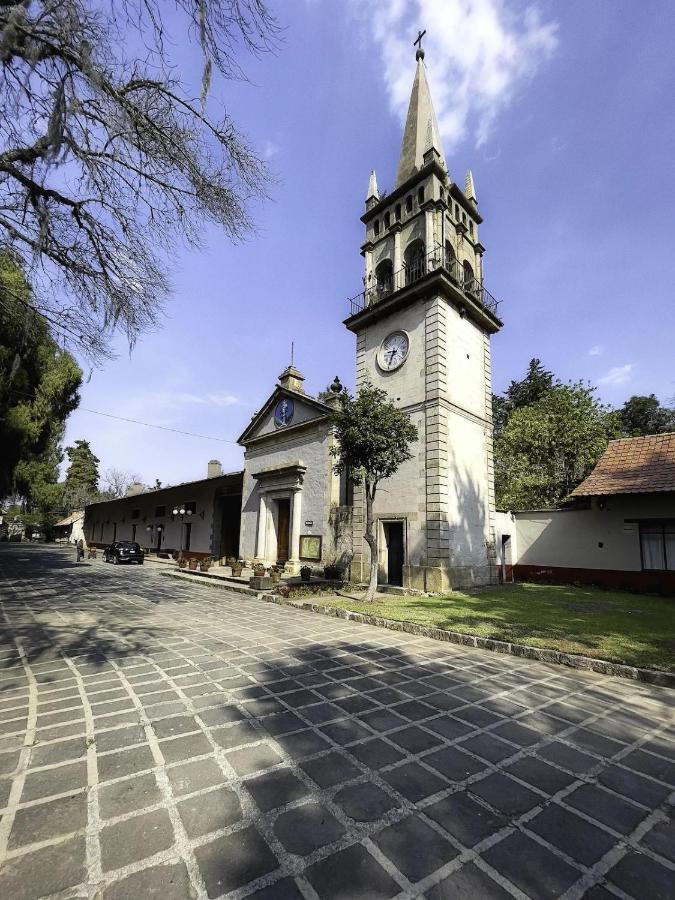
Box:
305 583 675 673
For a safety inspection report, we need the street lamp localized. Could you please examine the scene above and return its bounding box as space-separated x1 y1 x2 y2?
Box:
172 506 193 556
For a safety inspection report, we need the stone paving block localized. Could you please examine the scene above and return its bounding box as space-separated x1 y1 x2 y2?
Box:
374 813 459 883
607 849 674 900
381 761 448 803
9 792 87 849
195 825 278 899
469 772 541 818
424 715 473 741
177 785 242 837
641 819 675 864
99 772 161 819
597 764 672 809
305 842 401 900
347 737 405 769
503 755 576 796
320 719 373 746
454 705 503 728
152 715 199 739
538 740 600 775
426 860 513 899
98 744 156 781
100 807 175 871
621 748 675 786
101 861 192 899
241 697 286 717
245 767 310 812
492 720 542 747
389 724 442 755
357 708 408 733
426 789 508 847
21 759 87 802
566 727 626 758
259 710 307 736
565 783 649 834
209 721 260 752
226 742 283 776
333 781 400 822
482 831 580 900
274 728 331 760
95 724 146 753
248 876 305 898
459 733 517 764
29 737 85 768
300 751 361 789
158 731 212 763
166 757 226 796
274 801 345 855
0 834 86 900
528 802 617 865
423 745 486 782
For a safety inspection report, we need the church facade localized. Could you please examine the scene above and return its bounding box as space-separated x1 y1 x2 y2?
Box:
84 49 503 590
238 46 503 590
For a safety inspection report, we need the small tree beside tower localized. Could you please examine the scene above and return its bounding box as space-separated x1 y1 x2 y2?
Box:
330 382 418 602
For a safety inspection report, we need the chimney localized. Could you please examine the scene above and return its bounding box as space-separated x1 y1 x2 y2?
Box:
278 366 305 394
207 459 223 479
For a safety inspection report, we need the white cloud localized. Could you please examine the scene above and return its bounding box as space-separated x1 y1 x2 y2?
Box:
261 139 281 160
598 364 633 386
353 0 558 152
588 344 603 356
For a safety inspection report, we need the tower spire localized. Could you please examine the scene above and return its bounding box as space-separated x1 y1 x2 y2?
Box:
465 169 477 205
366 169 379 203
395 41 446 188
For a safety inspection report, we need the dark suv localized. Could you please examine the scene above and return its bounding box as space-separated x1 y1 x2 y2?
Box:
103 541 144 565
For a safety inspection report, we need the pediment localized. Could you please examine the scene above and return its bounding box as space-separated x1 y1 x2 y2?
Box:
238 387 331 445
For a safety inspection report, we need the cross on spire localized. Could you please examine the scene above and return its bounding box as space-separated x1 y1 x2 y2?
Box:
414 29 426 61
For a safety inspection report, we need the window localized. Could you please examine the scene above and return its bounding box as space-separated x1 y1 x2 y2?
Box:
404 240 425 285
374 219 380 237
131 509 140 519
395 203 401 222
640 522 675 570
131 524 137 542
155 505 166 517
185 501 197 515
417 187 424 205
406 195 412 213
455 204 460 219
462 212 466 224
439 187 445 202
384 212 390 229
469 221 474 236
374 259 393 297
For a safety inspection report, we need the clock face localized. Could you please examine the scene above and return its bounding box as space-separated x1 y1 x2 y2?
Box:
377 331 409 372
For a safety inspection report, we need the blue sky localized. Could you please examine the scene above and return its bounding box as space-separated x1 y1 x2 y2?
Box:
62 0 675 486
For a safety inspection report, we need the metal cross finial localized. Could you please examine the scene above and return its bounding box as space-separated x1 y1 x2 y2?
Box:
291 341 294 367
414 29 426 60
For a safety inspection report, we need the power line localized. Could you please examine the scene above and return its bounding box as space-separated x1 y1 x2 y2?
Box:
6 388 241 444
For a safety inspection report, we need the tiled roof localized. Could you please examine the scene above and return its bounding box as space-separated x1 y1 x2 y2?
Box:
54 511 84 527
571 433 675 496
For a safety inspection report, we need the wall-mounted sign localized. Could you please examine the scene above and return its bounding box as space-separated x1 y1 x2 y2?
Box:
299 534 322 561
274 397 294 428
304 520 314 527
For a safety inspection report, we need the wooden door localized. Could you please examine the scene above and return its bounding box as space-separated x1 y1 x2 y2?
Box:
276 499 290 563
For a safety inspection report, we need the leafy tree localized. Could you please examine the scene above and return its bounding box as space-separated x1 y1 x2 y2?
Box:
493 358 553 438
495 382 619 509
330 382 418 602
0 253 81 501
619 395 675 437
65 440 100 491
0 0 278 357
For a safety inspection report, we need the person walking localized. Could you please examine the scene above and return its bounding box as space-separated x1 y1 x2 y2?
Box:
76 539 84 562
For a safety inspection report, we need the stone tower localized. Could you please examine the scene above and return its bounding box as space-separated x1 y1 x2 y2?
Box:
344 47 503 591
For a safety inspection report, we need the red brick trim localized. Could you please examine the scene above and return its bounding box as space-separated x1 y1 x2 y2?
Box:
513 564 675 596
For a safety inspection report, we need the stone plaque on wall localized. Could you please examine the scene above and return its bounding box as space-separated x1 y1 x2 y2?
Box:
299 535 322 560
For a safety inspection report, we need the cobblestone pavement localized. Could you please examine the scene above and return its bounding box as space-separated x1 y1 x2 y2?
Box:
0 545 673 900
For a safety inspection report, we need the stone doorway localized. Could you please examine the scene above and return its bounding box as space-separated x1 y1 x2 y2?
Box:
383 522 404 586
276 498 291 564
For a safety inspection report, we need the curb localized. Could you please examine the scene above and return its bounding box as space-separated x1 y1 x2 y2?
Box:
261 595 675 689
160 570 269 599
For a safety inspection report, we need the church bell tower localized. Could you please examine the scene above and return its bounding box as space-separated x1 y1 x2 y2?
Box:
344 41 503 591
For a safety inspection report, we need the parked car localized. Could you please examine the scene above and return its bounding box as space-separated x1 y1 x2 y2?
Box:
103 541 144 565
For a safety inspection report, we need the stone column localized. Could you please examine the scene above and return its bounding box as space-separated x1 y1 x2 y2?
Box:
393 229 402 277
287 489 303 573
255 493 268 561
364 247 373 283
425 207 434 262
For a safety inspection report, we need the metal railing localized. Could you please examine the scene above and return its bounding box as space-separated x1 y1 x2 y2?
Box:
347 247 501 318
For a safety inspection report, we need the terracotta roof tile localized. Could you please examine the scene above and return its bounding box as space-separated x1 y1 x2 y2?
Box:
571 432 675 496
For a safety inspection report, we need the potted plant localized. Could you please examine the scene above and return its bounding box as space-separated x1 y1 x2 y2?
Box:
270 565 282 584
300 565 312 583
178 557 187 569
324 564 341 580
188 557 198 571
199 558 211 572
253 562 266 577
231 560 243 577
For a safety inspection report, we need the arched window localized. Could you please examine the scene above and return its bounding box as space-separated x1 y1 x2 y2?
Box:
384 212 390 229
374 259 393 298
404 240 425 285
463 260 475 292
373 219 380 237
406 195 413 213
395 204 401 222
444 241 456 278
418 187 425 206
